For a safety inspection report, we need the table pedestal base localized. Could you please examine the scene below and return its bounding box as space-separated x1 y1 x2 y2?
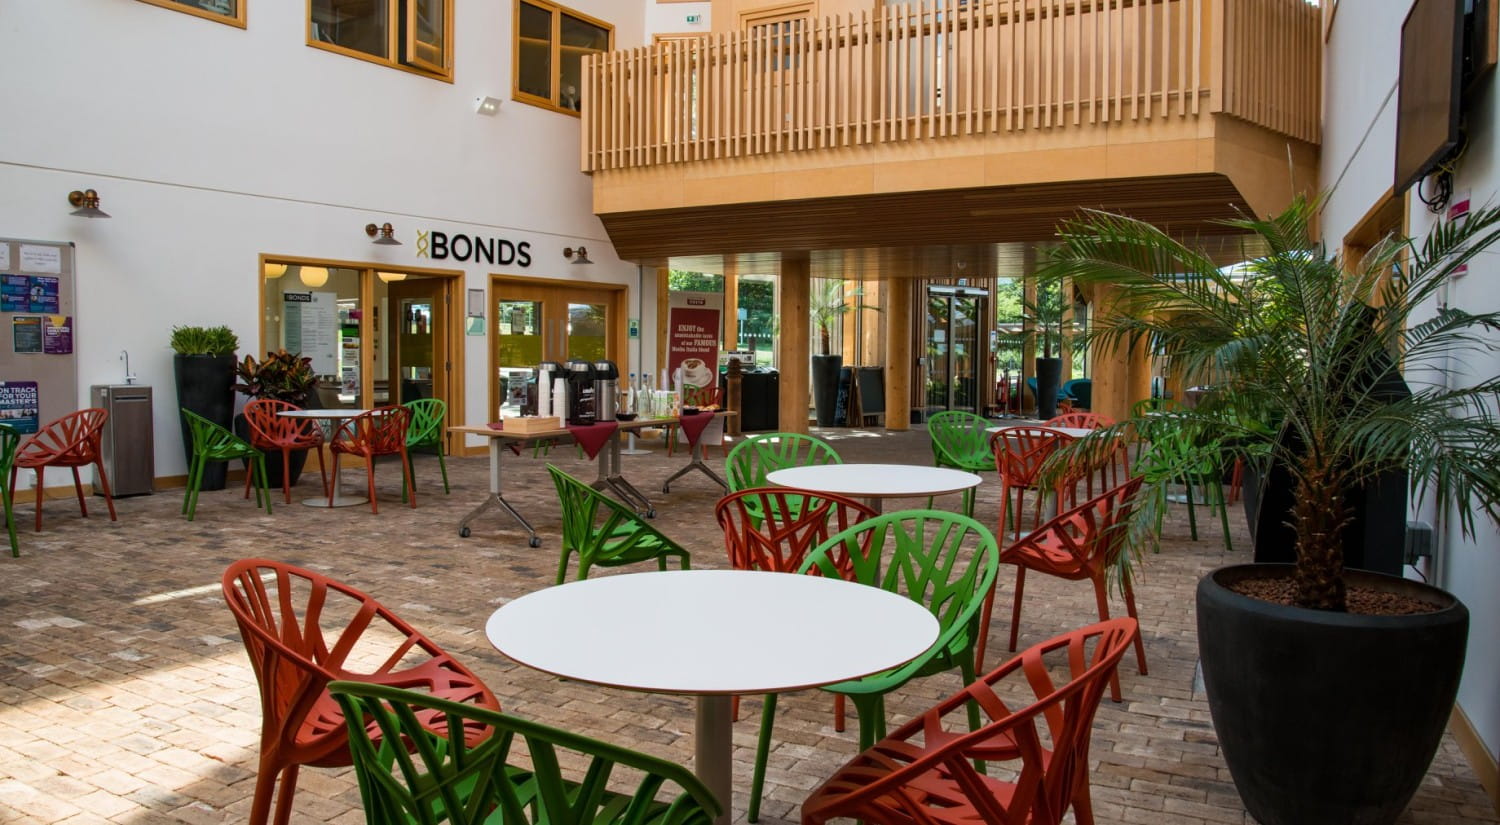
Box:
695 694 733 825
303 492 368 508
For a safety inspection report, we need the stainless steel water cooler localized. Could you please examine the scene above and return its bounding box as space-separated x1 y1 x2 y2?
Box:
91 384 155 496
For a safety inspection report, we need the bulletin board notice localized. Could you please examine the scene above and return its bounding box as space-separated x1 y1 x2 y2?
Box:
0 238 77 433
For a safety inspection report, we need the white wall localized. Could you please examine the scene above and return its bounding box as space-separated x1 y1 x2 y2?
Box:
0 0 649 479
646 1 713 37
1321 2 1500 766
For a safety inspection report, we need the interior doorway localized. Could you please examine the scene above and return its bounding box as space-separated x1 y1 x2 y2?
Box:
491 276 627 419
386 277 449 405
921 285 988 418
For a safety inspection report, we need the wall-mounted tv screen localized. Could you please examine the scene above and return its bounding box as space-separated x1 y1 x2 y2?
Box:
1394 0 1465 194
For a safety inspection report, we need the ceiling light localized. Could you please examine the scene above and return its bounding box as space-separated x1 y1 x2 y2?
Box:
299 266 329 288
377 271 407 283
264 263 288 279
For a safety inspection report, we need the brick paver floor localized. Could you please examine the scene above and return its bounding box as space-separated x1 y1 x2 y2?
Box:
0 426 1493 824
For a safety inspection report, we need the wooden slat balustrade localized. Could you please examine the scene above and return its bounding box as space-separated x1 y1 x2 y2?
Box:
581 0 1320 174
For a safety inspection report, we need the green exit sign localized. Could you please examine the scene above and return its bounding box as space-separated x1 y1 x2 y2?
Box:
686 14 701 23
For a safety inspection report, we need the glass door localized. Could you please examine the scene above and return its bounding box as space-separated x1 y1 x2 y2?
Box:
386 277 449 406
923 287 985 416
491 280 624 419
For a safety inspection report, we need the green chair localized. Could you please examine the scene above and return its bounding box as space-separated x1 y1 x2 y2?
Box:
547 465 690 583
328 681 720 825
726 433 842 527
926 410 993 516
1134 419 1232 552
746 509 999 822
181 409 271 521
403 398 450 500
0 424 19 557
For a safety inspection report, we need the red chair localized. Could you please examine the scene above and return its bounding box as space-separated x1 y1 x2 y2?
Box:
243 399 329 505
803 618 1139 825
221 559 499 825
328 406 414 513
1001 477 1149 702
990 425 1076 540
715 486 878 729
1045 411 1131 492
11 408 116 531
666 384 726 457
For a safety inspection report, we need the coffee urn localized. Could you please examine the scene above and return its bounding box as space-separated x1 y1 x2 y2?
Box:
563 359 596 424
592 360 619 422
536 360 563 418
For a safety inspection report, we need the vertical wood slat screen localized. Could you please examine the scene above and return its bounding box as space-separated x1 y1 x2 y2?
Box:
581 0 1320 173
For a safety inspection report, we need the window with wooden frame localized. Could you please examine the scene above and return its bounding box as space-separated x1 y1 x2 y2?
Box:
309 0 452 80
739 2 811 71
137 0 245 28
514 0 613 116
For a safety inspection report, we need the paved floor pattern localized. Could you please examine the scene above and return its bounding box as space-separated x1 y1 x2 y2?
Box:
0 427 1493 824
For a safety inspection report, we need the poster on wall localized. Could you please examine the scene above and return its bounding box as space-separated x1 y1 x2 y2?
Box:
0 381 39 433
282 291 339 376
666 291 723 390
28 277 58 313
43 316 72 354
12 316 41 353
0 275 28 312
18 245 60 274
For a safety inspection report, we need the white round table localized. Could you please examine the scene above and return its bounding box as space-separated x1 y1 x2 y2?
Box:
486 570 938 825
275 409 369 508
765 463 982 512
986 424 1094 439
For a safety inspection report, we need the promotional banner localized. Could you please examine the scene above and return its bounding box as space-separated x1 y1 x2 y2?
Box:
666 291 723 390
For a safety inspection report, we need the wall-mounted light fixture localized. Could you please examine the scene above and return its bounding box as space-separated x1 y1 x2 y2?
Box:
264 262 288 279
67 189 110 218
299 265 330 288
563 246 593 264
377 271 407 283
365 222 401 245
475 96 502 116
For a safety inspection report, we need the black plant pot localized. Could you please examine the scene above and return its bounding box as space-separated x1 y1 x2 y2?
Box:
174 354 237 491
811 354 844 427
1197 564 1469 825
1034 357 1063 420
234 413 308 492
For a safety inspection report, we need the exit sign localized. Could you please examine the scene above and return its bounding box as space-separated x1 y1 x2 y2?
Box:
686 14 701 23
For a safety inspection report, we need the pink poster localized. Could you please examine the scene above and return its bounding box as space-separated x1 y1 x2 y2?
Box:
667 292 722 389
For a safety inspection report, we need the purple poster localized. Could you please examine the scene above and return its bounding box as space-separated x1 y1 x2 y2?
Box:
28 277 58 314
0 381 39 434
43 316 72 354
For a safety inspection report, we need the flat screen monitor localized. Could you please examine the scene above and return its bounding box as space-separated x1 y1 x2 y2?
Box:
1394 0 1465 194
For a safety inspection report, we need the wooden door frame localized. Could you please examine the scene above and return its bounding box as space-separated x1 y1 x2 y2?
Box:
386 278 451 409
488 274 629 424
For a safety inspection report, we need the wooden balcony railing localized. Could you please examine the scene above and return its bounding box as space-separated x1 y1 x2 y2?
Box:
581 0 1319 173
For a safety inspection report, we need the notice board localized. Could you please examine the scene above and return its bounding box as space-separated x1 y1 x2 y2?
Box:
0 238 77 433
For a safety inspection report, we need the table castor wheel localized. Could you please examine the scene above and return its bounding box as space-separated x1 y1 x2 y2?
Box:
459 527 471 538
529 536 542 548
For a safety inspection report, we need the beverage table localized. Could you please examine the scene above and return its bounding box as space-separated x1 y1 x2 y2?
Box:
485 570 938 825
765 463 981 513
275 408 369 508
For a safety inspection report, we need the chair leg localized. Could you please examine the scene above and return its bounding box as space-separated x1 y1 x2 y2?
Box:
401 448 417 508
71 467 88 517
313 447 328 496
281 448 294 505
244 462 254 500
1214 475 1233 553
1092 576 1123 703
748 692 778 823
731 694 740 722
2 479 17 557
833 694 846 732
271 763 300 825
92 459 117 521
32 466 43 532
1008 566 1026 651
182 457 199 521
1123 576 1149 676
246 755 279 825
1183 474 1199 540
437 448 450 494
975 574 997 673
257 456 273 514
365 457 379 514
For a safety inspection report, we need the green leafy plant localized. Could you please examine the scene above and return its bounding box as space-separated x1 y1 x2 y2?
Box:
1038 194 1500 611
170 325 239 356
234 350 316 404
811 279 878 355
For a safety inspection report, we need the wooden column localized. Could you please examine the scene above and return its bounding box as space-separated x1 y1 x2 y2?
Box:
884 275 912 431
1059 278 1074 382
779 255 811 434
1021 271 1038 410
1086 284 1151 421
722 257 739 350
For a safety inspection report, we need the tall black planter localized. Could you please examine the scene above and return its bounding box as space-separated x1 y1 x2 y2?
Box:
1034 357 1063 420
174 354 236 491
1197 565 1469 825
811 354 843 427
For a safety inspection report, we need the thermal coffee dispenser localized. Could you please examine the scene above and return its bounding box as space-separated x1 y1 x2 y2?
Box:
535 360 563 418
563 359 596 424
592 360 619 422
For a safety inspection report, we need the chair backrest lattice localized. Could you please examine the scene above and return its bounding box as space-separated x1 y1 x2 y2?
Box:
927 410 993 472
1005 477 1146 578
682 384 721 408
1044 412 1115 430
726 432 842 492
244 399 321 447
404 398 447 447
181 408 254 458
990 426 1074 489
715 487 876 575
334 406 412 455
329 681 720 825
17 408 108 466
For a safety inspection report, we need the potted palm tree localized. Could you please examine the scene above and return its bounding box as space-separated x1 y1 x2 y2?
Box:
171 325 239 491
1038 195 1500 825
1021 280 1069 419
810 279 869 427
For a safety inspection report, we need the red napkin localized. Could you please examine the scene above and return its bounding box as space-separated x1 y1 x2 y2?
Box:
567 421 620 460
677 412 713 448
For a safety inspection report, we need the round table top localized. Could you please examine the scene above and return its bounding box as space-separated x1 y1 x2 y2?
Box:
987 424 1095 439
276 408 370 419
486 570 938 695
765 463 982 499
